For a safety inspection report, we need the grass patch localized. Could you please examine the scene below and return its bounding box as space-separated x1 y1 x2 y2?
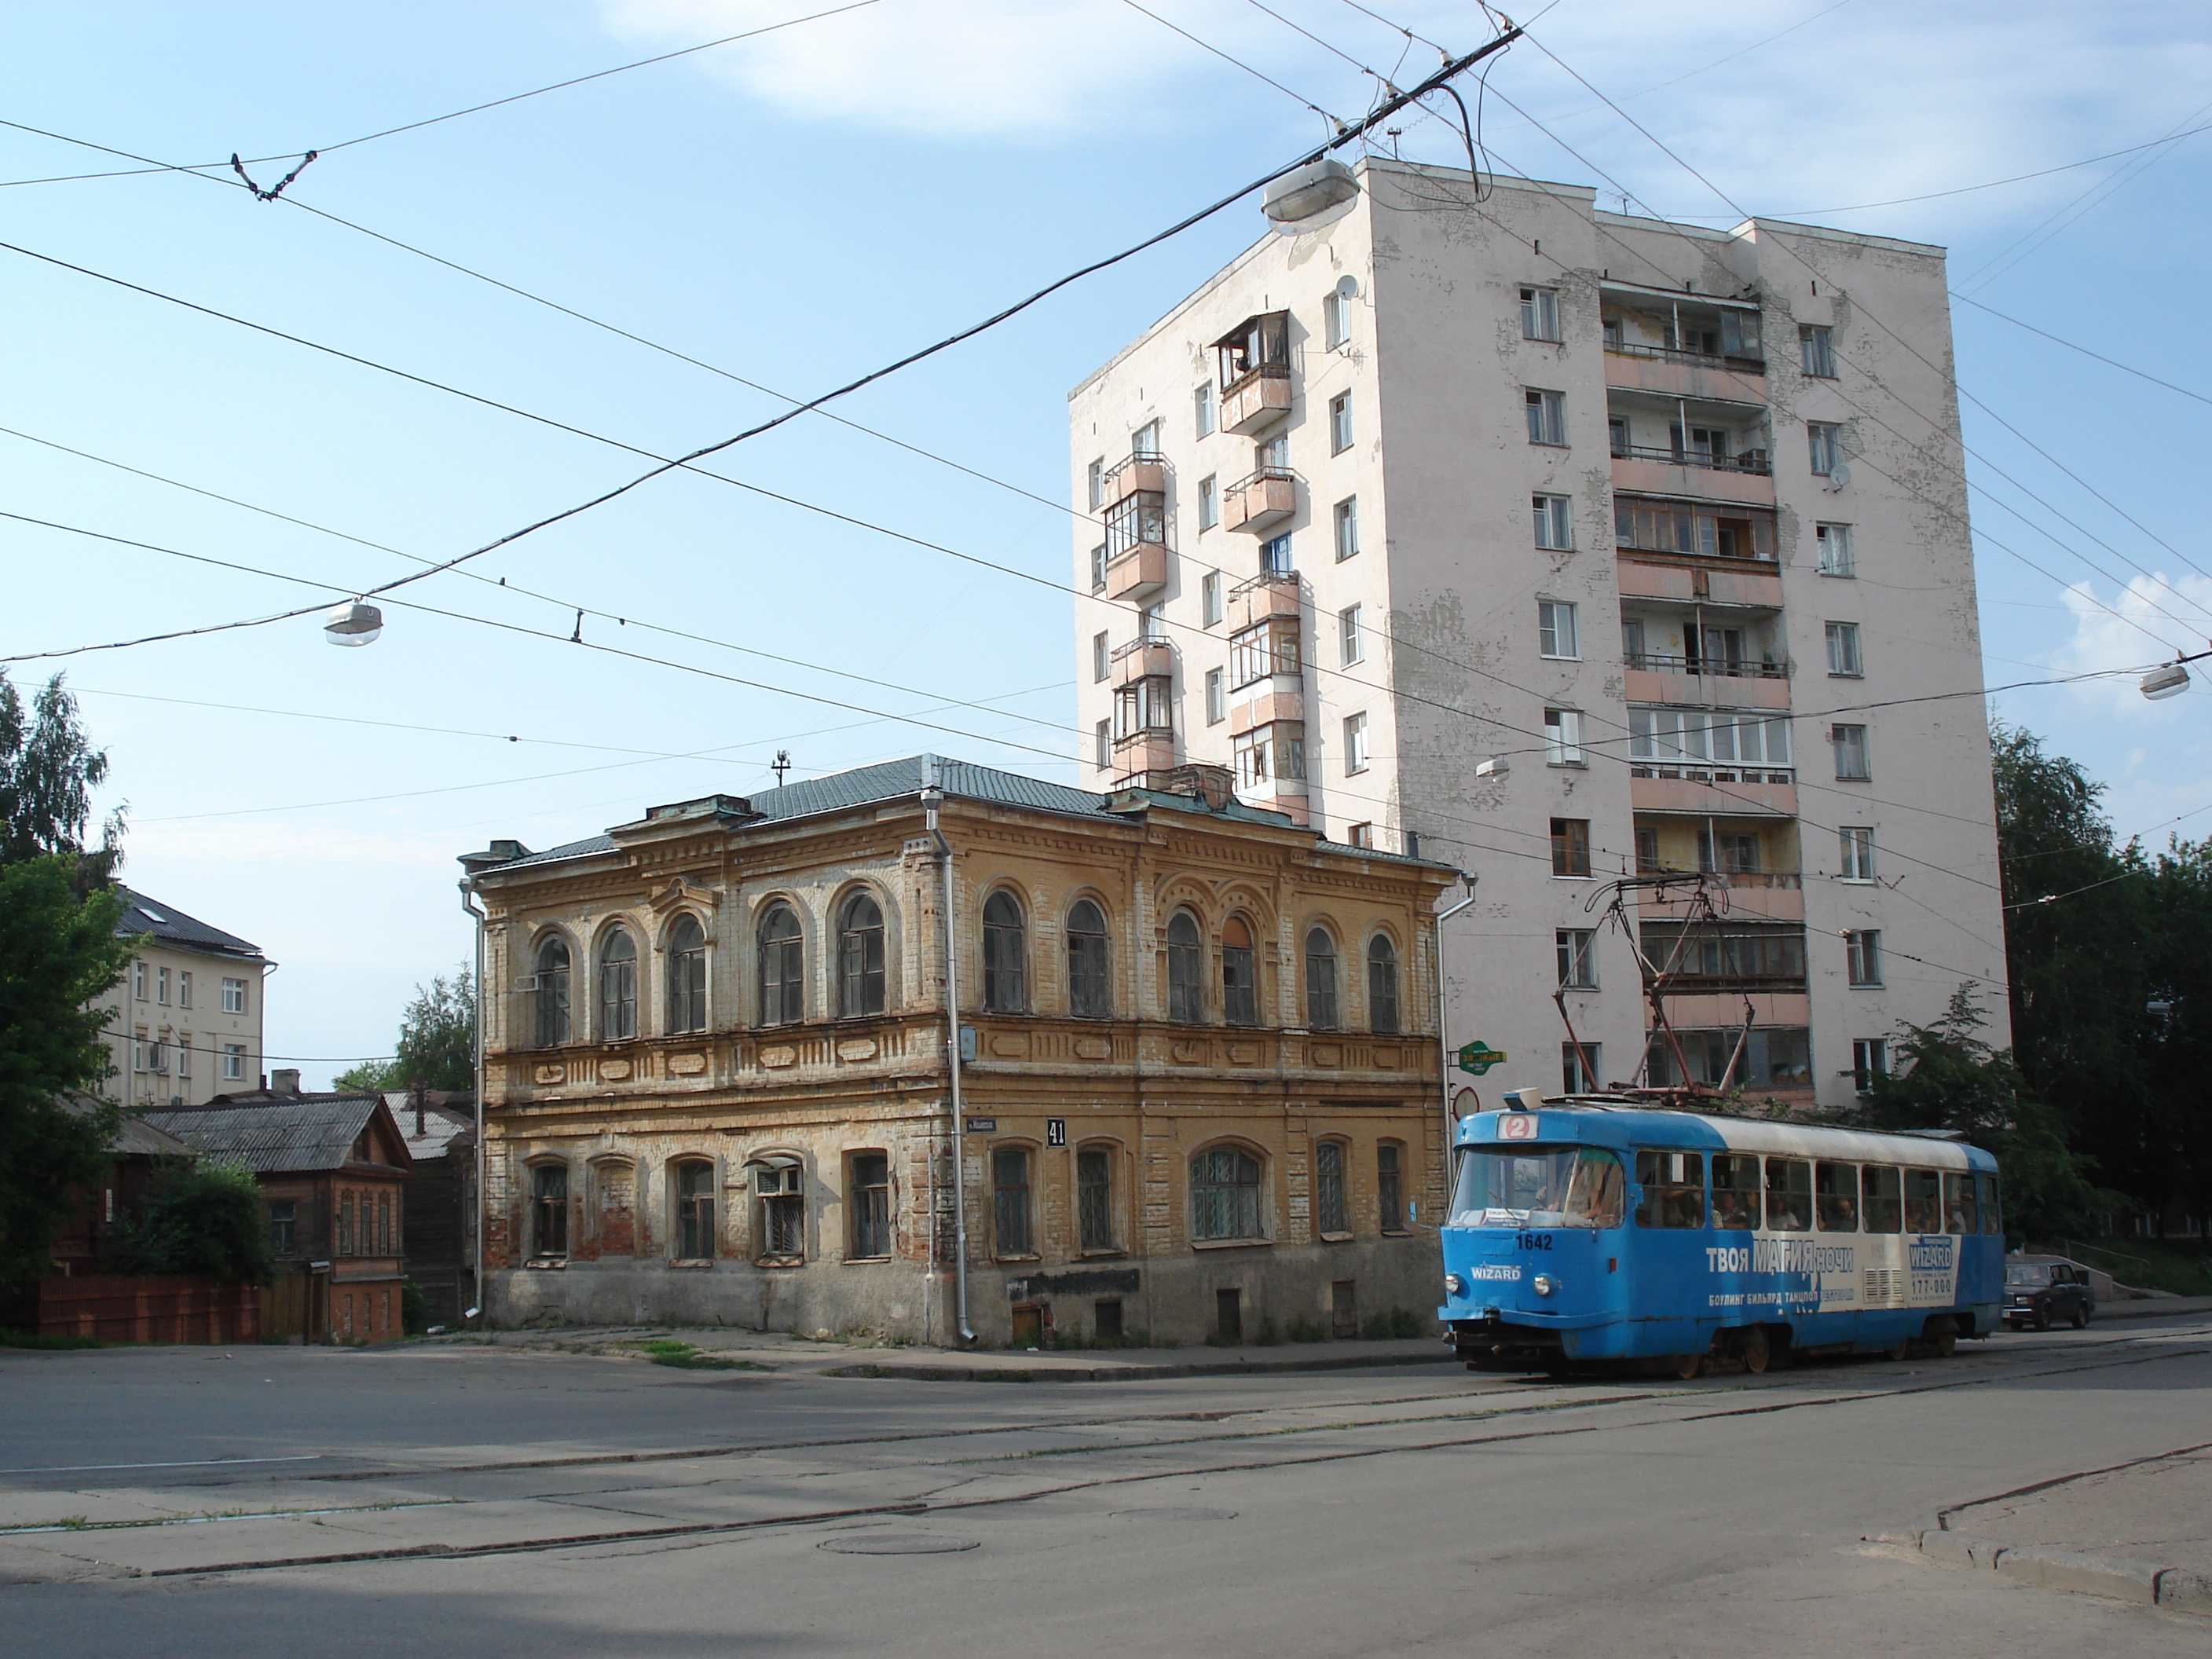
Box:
636 1339 768 1372
2044 1237 2212 1298
0 1330 103 1350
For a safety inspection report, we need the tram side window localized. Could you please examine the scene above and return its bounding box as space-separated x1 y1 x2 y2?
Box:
1903 1169 1942 1234
1766 1159 1812 1232
1977 1173 2003 1236
1711 1154 1760 1230
1815 1162 1859 1232
1634 1151 1705 1229
1942 1172 1976 1234
1861 1165 1903 1233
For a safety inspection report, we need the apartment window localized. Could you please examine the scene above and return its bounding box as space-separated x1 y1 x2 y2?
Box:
1086 457 1105 509
1199 475 1218 531
1537 599 1579 660
222 977 247 1015
1608 415 1629 457
222 1042 244 1081
675 1160 716 1260
130 1031 148 1074
1204 667 1225 725
1557 929 1597 989
1339 603 1364 666
1261 533 1293 574
1825 621 1863 677
1305 928 1339 1029
1346 822 1374 849
1832 723 1871 780
1846 929 1884 987
1808 422 1842 476
1333 496 1360 561
268 1199 296 1256
1229 616 1299 687
531 1164 569 1258
175 1031 190 1079
982 892 1027 1013
1343 712 1369 774
1167 910 1204 1023
1545 707 1585 766
157 965 170 1005
837 893 885 1017
754 1161 805 1259
758 903 804 1025
1635 826 1661 873
1093 719 1111 770
1800 324 1837 379
1839 826 1877 882
1078 1146 1116 1251
1316 1141 1350 1235
668 913 709 1033
134 961 148 1002
1851 1038 1889 1094
1221 915 1259 1026
177 971 192 1010
1202 569 1222 625
1329 391 1353 453
1533 493 1573 550
1067 899 1110 1018
1092 630 1110 682
1562 1042 1603 1094
1816 522 1855 576
1191 1146 1263 1242
991 1146 1035 1258
1525 388 1566 446
1323 287 1350 350
1700 830 1761 874
1551 817 1591 877
850 1152 891 1258
598 928 637 1041
1367 936 1401 1034
1194 382 1215 438
1377 1142 1405 1232
1131 419 1161 459
1520 285 1562 342
1090 543 1107 590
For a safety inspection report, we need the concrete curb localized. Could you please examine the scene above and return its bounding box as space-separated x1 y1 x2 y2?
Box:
822 1348 1448 1382
1888 1524 2210 1616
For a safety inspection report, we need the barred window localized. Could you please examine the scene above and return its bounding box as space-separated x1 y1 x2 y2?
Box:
1078 1147 1115 1251
1317 1141 1350 1235
1191 1146 1263 1241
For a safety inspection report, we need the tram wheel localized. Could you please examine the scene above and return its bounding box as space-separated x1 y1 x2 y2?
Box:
1670 1353 1704 1381
1921 1317 1957 1358
1739 1327 1771 1375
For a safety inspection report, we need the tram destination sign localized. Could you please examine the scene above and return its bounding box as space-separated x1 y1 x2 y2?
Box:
1456 1041 1507 1076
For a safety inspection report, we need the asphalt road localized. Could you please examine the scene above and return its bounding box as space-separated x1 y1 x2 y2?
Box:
5 1315 2209 1657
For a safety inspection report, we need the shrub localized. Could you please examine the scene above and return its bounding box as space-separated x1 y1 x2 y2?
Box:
107 1160 273 1285
400 1280 431 1335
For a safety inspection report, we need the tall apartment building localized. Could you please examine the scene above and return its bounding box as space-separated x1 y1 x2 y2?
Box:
99 889 269 1108
1069 161 2009 1115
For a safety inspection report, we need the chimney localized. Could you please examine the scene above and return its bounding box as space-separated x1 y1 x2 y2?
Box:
411 1079 427 1137
271 1068 302 1097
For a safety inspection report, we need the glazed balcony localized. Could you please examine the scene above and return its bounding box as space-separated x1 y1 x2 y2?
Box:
1214 310 1293 435
1223 468 1297 534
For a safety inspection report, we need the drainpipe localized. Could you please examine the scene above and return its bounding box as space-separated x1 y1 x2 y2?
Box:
920 775 975 1347
1433 873 1480 1128
459 881 487 1325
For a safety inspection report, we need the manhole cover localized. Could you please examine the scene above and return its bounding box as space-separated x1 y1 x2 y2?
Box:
1108 1507 1240 1522
819 1533 980 1555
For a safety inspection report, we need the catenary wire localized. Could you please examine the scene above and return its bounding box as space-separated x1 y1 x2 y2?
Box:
1953 293 2212 415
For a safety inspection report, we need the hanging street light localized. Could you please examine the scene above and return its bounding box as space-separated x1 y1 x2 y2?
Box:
2139 643 2210 701
1262 158 1359 231
324 599 383 646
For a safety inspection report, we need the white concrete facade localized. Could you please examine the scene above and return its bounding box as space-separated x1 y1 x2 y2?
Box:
1069 162 2009 1115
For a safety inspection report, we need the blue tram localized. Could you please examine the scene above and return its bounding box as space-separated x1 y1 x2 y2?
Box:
1438 1097 2005 1375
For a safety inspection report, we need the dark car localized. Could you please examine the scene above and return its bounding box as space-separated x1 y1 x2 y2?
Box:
2003 1261 2095 1330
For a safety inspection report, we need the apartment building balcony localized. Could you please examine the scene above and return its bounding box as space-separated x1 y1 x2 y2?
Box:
1610 446 1777 507
1635 871 1805 923
1111 635 1174 686
1616 555 1783 609
1623 654 1792 711
1227 570 1301 630
1214 311 1293 435
1104 542 1168 602
1630 769 1796 816
1223 468 1297 534
1603 341 1767 405
1111 730 1176 775
1229 683 1305 736
1102 454 1168 505
1650 992 1812 1031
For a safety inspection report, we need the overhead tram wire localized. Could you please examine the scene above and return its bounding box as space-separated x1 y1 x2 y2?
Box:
1115 0 1346 126
1952 294 2212 416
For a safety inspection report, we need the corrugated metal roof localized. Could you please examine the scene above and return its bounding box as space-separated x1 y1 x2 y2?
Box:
141 1098 400 1174
114 888 266 961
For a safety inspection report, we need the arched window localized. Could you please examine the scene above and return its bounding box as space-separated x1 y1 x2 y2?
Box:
1221 914 1258 1026
1304 928 1339 1030
1166 910 1204 1023
533 936 571 1047
837 892 885 1017
1191 1145 1263 1241
530 1163 569 1258
982 892 1027 1012
1368 935 1401 1035
758 903 803 1025
1067 899 1110 1018
667 914 707 1035
599 928 638 1040
1077 1144 1115 1251
1316 1139 1350 1234
992 1144 1034 1255
674 1159 715 1260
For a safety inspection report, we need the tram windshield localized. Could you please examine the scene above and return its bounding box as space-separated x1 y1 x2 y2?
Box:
1452 1148 1626 1229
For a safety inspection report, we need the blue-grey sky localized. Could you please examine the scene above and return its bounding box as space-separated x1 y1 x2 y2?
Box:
5 1 2208 1084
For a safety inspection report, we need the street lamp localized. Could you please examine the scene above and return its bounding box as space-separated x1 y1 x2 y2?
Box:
324 599 383 647
1262 158 1359 230
1473 756 1510 778
2140 645 2210 701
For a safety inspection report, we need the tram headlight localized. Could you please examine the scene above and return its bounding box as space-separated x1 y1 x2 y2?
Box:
1532 1274 1558 1298
1444 1273 1467 1297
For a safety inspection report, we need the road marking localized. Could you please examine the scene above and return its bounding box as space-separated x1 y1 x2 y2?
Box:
0 1454 322 1474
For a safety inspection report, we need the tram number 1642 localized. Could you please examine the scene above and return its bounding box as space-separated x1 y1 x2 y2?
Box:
1516 1232 1555 1251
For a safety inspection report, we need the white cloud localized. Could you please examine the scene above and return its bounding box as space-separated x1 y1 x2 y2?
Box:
2052 571 2212 715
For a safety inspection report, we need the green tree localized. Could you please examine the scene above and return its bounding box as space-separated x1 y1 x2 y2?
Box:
105 1159 273 1285
335 966 476 1093
0 669 124 878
